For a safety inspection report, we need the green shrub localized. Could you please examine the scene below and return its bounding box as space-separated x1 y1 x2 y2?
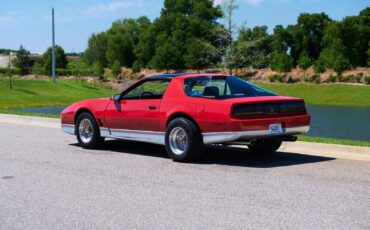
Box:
0 68 21 75
31 67 46 75
345 75 362 83
132 61 141 73
56 68 71 76
308 75 321 84
365 76 370 85
337 75 345 82
268 74 285 83
326 74 337 83
287 76 298 84
19 68 29 75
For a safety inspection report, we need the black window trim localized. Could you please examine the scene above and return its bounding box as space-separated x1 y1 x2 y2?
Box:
120 78 172 100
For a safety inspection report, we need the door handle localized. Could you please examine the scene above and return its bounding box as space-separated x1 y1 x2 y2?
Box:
148 105 157 110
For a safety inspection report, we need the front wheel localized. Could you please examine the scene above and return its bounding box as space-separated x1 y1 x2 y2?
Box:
165 118 204 162
76 112 104 149
247 139 282 155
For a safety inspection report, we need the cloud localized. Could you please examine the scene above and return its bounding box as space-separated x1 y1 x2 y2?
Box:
83 0 143 16
245 0 263 6
214 0 263 7
0 15 15 26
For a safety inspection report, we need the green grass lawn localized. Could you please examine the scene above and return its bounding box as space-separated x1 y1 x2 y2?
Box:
255 83 370 107
298 136 370 147
0 78 116 109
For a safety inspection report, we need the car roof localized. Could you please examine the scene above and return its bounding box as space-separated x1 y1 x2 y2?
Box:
146 73 228 80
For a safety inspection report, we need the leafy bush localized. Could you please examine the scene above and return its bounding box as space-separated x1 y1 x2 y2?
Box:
307 75 321 84
313 60 326 74
268 74 285 83
344 75 362 83
132 61 141 73
0 68 21 75
56 68 71 76
287 76 298 84
19 68 29 75
337 75 344 82
364 76 370 85
31 67 46 75
326 74 337 83
271 52 294 73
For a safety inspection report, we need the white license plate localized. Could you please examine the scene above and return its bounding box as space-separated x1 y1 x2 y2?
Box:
269 123 283 135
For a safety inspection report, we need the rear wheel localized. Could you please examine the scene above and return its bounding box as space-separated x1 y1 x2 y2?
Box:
76 112 104 149
165 117 204 162
247 139 282 155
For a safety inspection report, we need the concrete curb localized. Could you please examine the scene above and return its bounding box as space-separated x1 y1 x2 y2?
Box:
1 113 369 161
0 113 59 129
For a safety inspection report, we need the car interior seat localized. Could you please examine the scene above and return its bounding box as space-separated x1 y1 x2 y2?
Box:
203 86 219 98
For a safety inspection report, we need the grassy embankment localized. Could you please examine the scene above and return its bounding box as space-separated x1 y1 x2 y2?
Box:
0 78 369 146
0 78 116 117
254 82 370 107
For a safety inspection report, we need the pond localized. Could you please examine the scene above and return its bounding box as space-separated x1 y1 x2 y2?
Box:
15 105 370 142
306 105 370 142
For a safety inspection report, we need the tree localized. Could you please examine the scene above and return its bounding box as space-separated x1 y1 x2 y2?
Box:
150 36 183 72
106 17 151 67
237 25 272 68
368 41 370 67
313 59 326 74
220 0 239 74
13 45 30 75
111 60 122 78
298 52 313 79
296 13 332 60
271 51 294 73
91 62 104 86
185 38 217 71
84 32 108 67
43 45 67 76
137 0 222 70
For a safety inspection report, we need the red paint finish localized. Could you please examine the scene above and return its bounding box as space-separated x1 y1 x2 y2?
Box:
104 99 162 131
61 74 311 134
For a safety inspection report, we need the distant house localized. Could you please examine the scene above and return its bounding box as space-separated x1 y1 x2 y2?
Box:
0 53 16 68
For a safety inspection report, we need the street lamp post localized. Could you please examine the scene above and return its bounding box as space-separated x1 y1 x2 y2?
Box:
51 7 56 83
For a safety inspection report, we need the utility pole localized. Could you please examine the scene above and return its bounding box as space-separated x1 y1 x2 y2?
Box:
51 7 56 83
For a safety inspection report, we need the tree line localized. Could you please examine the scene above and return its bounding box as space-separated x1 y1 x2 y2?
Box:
84 0 369 75
4 0 369 77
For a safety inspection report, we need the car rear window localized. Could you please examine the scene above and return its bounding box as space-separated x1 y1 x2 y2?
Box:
184 76 276 99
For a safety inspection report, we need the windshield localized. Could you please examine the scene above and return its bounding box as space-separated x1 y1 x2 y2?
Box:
184 76 276 99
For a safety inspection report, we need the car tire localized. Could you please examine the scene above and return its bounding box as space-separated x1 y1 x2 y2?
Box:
165 117 204 162
76 112 104 149
247 139 282 155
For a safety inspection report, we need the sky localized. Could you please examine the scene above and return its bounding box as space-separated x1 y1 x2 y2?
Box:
0 0 368 54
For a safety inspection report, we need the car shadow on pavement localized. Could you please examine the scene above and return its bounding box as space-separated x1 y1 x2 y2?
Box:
71 140 335 168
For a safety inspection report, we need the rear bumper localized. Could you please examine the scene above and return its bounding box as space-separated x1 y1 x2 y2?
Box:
202 125 310 144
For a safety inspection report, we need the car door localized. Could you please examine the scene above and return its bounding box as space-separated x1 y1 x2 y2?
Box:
104 79 170 132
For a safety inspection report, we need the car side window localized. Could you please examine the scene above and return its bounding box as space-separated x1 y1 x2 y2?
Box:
184 76 229 99
122 80 170 99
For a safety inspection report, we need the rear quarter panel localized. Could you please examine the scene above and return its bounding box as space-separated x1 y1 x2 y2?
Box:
159 78 231 132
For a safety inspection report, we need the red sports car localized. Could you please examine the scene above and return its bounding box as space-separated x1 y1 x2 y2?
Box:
61 73 310 162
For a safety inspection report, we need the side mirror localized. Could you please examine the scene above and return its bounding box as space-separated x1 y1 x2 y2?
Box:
113 94 121 101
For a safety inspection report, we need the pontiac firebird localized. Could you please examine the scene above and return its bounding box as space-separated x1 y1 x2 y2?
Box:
61 73 310 162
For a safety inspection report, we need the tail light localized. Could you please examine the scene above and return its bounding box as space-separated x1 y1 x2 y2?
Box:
232 101 307 119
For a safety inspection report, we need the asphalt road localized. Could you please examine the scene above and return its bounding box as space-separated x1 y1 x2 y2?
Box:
1 122 370 229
